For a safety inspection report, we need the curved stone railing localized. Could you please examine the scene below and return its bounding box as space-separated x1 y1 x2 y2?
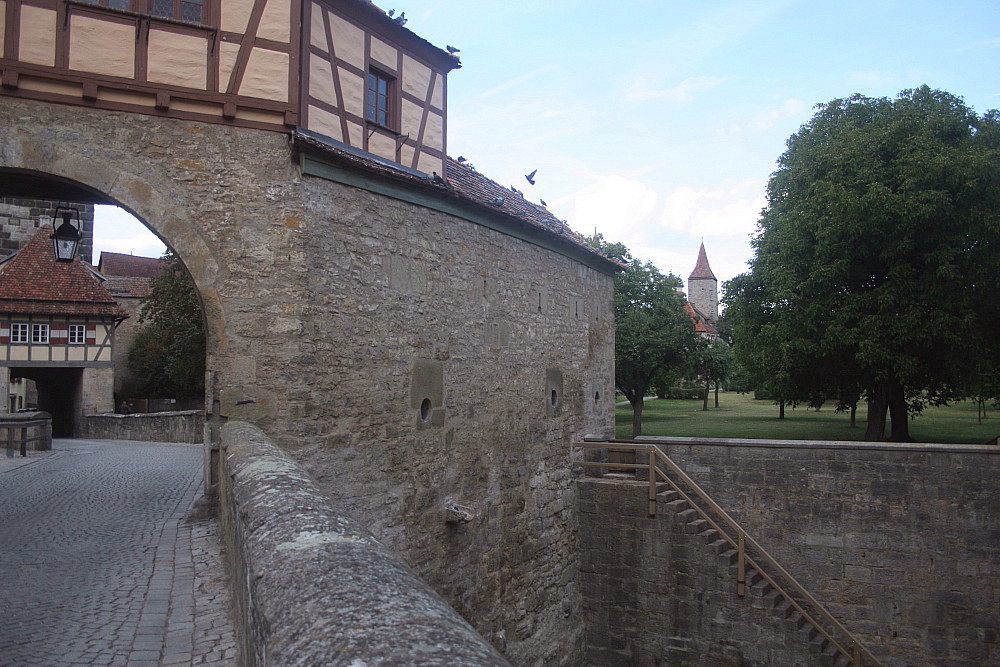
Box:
218 421 509 666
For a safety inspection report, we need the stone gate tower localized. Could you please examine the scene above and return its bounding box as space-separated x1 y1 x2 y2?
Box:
687 242 717 325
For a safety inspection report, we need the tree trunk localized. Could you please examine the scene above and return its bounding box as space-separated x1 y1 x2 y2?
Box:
888 381 911 442
714 381 720 408
864 381 895 441
631 397 644 437
778 397 785 420
702 379 710 411
850 401 857 428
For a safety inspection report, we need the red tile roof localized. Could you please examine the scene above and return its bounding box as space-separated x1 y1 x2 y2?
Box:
689 242 717 281
98 252 167 278
684 302 719 336
293 131 622 272
0 226 128 318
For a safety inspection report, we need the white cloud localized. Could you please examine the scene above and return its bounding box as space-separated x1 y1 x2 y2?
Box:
660 180 766 238
624 75 726 104
93 205 166 261
555 174 659 245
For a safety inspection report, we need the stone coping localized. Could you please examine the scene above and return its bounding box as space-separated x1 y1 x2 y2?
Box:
89 410 204 418
627 435 999 454
219 421 510 667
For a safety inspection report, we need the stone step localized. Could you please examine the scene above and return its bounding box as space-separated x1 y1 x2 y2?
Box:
675 508 698 522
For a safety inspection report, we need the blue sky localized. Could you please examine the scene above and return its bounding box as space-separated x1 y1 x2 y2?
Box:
96 0 999 289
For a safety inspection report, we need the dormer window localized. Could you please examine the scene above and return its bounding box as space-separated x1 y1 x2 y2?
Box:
365 69 394 128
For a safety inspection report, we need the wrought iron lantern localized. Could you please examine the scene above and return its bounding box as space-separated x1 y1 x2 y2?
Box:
51 207 81 262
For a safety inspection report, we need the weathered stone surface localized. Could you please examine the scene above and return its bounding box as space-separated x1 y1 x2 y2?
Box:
219 421 509 666
631 437 1000 666
80 410 204 444
1 98 616 664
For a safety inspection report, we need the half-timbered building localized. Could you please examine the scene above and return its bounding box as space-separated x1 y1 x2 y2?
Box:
0 226 126 434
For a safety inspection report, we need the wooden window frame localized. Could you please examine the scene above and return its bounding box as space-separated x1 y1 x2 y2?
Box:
31 324 50 345
11 323 29 344
68 324 86 345
73 0 211 25
365 68 395 130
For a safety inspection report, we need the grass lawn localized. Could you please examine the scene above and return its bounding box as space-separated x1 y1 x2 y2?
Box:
615 391 998 445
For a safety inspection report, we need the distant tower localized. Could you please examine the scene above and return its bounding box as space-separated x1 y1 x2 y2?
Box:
688 242 718 325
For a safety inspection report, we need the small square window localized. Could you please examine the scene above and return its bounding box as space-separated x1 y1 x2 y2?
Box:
365 69 393 128
69 325 87 345
32 324 49 344
11 323 28 344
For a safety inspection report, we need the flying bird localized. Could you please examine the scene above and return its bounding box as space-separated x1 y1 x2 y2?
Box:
446 45 460 54
525 169 537 185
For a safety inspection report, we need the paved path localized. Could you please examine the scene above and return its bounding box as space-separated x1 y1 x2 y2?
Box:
0 439 237 666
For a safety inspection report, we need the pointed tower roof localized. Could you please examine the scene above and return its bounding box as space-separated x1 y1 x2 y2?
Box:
689 242 717 281
0 226 128 318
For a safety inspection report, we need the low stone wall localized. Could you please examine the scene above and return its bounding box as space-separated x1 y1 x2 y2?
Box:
80 411 204 444
217 421 510 666
0 411 52 453
629 436 1000 667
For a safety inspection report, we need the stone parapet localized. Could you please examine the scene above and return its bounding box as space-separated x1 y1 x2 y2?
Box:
218 421 510 666
80 410 204 444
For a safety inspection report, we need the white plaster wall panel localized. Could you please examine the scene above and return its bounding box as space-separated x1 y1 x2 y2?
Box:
68 16 136 78
256 0 290 43
400 144 415 169
29 346 46 362
96 88 153 106
328 11 364 69
235 108 284 124
401 55 431 99
68 347 85 361
309 55 338 107
172 99 223 116
239 48 289 102
345 120 363 147
19 6 57 67
369 36 397 71
221 0 254 33
21 77 83 97
309 3 328 51
338 67 363 117
368 131 396 162
416 152 443 177
423 111 443 152
219 42 240 93
147 30 208 89
431 75 443 110
307 105 344 143
10 347 27 362
400 98 422 138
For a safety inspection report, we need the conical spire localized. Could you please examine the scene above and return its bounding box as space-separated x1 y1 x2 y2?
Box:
688 242 716 281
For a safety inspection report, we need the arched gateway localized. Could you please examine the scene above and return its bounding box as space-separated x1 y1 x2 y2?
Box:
0 1 618 662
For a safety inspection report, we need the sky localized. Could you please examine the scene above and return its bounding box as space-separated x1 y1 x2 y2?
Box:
95 0 1000 293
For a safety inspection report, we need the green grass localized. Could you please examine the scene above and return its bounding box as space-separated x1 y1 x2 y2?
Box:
615 391 998 445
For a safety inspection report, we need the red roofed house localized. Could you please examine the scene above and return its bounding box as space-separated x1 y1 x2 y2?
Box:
98 252 168 399
0 226 127 435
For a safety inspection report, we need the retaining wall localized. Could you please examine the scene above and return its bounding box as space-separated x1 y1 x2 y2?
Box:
618 437 1000 667
81 411 204 444
217 421 510 666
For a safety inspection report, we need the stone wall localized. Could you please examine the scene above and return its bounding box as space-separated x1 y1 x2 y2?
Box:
218 421 509 666
80 411 204 443
627 437 999 667
0 99 616 664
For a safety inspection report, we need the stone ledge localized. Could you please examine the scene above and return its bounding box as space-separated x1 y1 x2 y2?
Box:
633 435 999 454
218 421 510 667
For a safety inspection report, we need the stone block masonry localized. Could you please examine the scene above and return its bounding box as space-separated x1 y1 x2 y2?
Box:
0 197 95 264
634 437 1000 667
218 421 510 666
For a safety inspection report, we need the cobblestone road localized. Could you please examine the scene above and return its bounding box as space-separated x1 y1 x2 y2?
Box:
0 439 237 666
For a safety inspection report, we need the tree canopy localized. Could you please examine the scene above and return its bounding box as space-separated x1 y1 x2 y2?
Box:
591 235 702 436
725 86 1000 441
126 249 206 400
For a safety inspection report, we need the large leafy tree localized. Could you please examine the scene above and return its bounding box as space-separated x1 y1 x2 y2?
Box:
591 236 702 436
127 249 206 400
726 86 1000 441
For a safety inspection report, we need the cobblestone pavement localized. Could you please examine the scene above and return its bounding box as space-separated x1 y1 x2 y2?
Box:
0 439 238 666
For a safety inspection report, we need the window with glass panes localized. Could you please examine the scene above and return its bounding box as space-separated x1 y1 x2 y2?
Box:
10 323 28 343
77 0 207 24
31 324 49 344
69 325 86 345
365 70 393 127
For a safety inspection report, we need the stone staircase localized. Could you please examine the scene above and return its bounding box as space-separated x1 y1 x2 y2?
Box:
657 483 858 667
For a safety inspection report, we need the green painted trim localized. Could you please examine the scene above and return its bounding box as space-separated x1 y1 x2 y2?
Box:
300 154 618 276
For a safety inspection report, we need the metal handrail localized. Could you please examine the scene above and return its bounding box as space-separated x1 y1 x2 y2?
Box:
572 440 881 667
